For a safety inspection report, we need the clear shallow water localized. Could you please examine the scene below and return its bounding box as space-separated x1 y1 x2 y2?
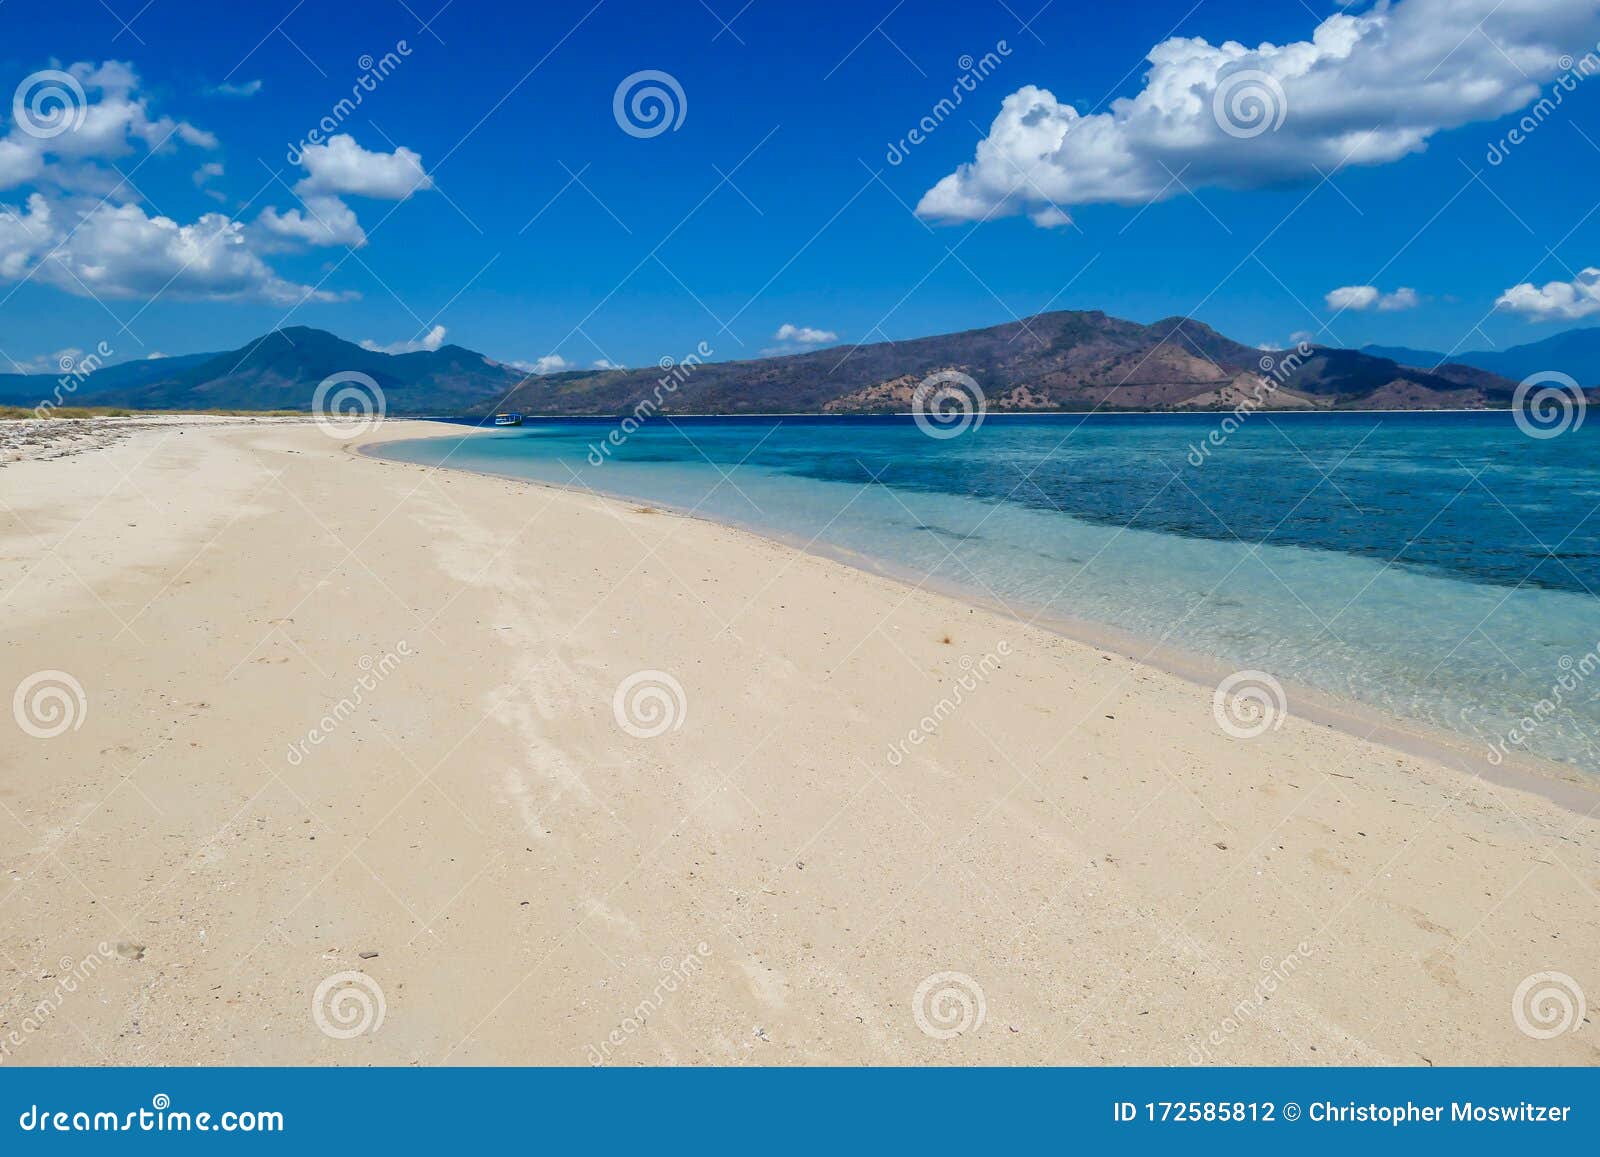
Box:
380 413 1600 774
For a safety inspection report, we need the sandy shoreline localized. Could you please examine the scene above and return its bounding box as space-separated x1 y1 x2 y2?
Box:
366 427 1600 817
2 417 1597 1065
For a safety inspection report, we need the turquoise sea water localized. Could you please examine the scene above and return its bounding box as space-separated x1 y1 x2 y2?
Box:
378 413 1600 774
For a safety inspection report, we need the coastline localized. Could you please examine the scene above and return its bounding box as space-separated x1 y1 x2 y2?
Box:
409 408 1527 419
363 424 1600 817
3 416 1597 1066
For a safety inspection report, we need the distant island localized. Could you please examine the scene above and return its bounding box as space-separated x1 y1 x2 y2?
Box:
6 311 1597 418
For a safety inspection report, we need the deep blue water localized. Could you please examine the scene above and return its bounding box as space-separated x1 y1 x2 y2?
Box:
379 412 1600 773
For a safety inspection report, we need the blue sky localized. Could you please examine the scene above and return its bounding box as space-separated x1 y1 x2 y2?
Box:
3 0 1600 373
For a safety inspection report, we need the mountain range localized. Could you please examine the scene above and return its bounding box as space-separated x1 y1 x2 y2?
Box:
5 312 1596 417
1 328 525 412
1362 328 1600 386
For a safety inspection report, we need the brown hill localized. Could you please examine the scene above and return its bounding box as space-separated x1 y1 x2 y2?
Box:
486 311 1520 417
1 312 1532 416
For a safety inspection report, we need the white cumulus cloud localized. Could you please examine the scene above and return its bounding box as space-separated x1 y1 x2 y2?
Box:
917 0 1600 226
773 323 838 345
296 134 432 199
258 195 367 247
1325 284 1419 311
208 80 262 98
0 60 216 190
6 346 82 375
0 61 351 304
508 355 574 375
0 193 54 280
1496 268 1600 320
1326 286 1378 310
258 134 432 250
36 202 341 304
361 325 447 354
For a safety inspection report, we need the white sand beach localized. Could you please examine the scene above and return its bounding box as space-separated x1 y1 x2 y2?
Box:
1 417 1596 1065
